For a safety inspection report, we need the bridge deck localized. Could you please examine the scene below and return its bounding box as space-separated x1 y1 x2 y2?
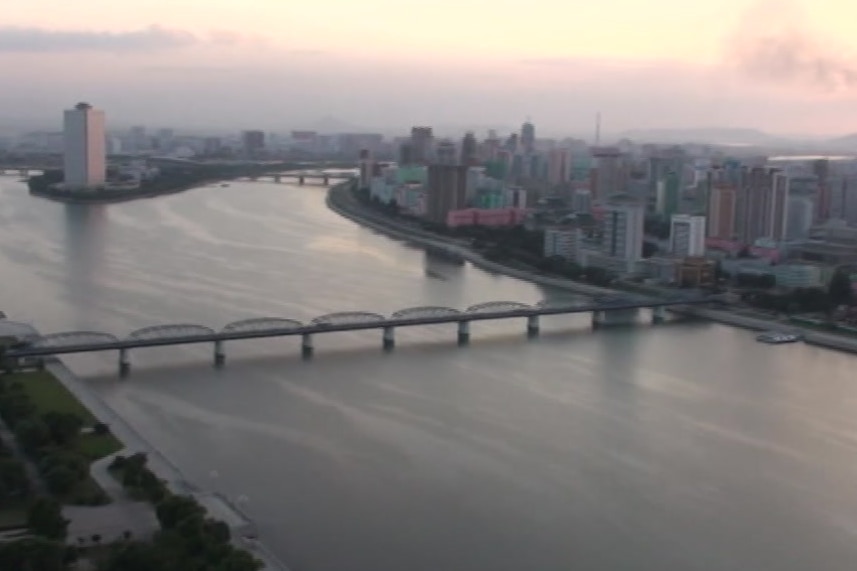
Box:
5 298 711 358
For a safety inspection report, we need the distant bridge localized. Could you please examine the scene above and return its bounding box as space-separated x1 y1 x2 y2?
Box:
0 168 42 176
263 171 356 185
3 294 715 376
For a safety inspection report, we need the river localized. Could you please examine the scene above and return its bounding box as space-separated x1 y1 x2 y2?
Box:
2 176 857 571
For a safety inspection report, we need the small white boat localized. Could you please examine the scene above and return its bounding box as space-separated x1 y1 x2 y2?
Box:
756 331 803 344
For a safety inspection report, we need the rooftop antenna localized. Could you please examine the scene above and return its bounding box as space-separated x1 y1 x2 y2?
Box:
595 112 601 145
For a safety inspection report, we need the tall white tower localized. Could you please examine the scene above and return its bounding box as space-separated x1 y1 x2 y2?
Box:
63 102 106 189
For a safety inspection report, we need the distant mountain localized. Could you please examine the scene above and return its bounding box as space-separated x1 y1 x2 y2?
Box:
825 133 857 150
617 127 785 146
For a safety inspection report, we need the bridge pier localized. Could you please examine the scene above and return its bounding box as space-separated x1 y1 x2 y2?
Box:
527 315 540 338
651 306 666 324
301 333 314 359
457 321 470 346
382 326 395 351
213 340 225 367
118 348 130 377
592 308 639 328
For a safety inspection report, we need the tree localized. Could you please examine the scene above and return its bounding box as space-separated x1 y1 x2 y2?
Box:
99 542 167 571
156 495 205 530
43 464 78 495
0 458 29 499
93 422 110 436
829 271 854 307
205 519 231 545
215 549 264 571
27 497 69 540
14 417 51 454
0 537 66 571
42 412 84 447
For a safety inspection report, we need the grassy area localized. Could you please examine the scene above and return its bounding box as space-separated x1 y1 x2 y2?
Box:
2 371 123 505
6 370 123 460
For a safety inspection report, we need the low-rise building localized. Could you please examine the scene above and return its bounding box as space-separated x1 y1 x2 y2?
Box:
676 257 716 287
771 263 824 289
543 226 584 260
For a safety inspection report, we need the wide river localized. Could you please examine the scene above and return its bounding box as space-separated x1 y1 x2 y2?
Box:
2 176 857 571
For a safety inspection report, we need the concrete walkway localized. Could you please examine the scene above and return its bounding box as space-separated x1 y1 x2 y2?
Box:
44 361 291 570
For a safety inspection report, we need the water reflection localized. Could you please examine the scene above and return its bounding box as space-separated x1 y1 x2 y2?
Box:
62 204 107 324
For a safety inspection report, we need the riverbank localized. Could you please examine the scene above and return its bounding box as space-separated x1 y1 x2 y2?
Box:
0 320 290 569
327 184 857 355
327 183 614 297
28 180 217 205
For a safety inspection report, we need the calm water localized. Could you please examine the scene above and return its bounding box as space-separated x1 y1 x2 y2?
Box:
2 176 857 571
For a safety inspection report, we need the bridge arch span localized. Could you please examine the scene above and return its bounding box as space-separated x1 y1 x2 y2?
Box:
31 331 118 349
311 312 386 326
128 324 216 341
0 320 40 342
391 306 460 320
466 301 531 314
222 318 304 333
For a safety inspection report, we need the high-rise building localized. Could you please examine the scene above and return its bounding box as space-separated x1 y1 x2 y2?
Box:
460 132 478 166
591 147 624 200
669 214 706 257
786 196 814 240
358 149 373 190
242 130 265 156
813 159 831 222
547 148 572 186
521 120 535 154
426 164 468 224
707 185 737 239
63 102 106 189
663 171 680 218
572 189 592 213
602 199 645 272
410 127 433 165
435 141 457 165
736 167 789 244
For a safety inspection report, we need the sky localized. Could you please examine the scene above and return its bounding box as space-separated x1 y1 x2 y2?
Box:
2 0 857 136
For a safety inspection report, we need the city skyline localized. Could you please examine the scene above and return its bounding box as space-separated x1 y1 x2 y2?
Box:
3 0 857 135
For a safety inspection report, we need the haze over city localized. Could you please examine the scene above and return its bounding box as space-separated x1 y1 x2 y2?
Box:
3 0 857 136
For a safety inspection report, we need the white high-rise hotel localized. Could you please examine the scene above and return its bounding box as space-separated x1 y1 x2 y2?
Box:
63 102 106 189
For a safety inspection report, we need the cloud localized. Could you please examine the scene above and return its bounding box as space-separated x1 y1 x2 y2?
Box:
728 0 857 91
0 25 196 53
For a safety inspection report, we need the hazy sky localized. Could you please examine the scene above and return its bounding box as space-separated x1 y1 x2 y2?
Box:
3 0 857 135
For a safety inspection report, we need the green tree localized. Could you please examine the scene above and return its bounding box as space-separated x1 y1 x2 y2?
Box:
42 411 84 447
27 497 69 540
829 271 854 307
156 495 205 530
0 537 66 571
215 549 264 571
205 519 231 545
43 464 79 495
15 417 51 454
99 542 166 571
0 457 29 499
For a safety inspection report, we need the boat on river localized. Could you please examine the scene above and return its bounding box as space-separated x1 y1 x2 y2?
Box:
756 331 804 344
